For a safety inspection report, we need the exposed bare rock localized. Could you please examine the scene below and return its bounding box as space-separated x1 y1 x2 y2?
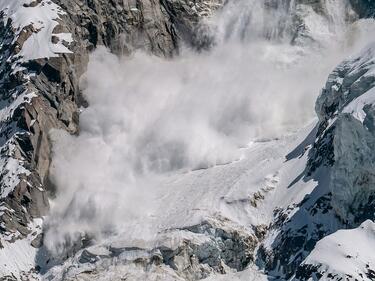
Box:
350 0 375 18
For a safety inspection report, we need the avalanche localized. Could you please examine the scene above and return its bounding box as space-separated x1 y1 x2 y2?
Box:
1 0 375 280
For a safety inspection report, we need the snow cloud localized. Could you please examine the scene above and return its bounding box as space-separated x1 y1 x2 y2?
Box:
43 2 375 255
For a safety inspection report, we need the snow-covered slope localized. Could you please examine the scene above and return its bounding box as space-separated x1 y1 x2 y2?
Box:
0 0 72 63
41 122 316 281
1 0 375 280
299 220 375 281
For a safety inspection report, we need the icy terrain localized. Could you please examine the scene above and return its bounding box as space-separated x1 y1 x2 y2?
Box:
1 0 375 280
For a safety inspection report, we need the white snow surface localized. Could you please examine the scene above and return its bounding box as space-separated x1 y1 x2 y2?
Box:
0 218 42 280
0 156 31 199
343 87 375 122
0 91 37 199
302 220 375 280
0 90 37 123
0 0 72 61
341 42 375 122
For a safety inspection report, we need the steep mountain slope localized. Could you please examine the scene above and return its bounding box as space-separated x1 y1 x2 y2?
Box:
43 124 315 280
298 220 375 280
0 0 375 280
0 0 220 279
291 39 375 281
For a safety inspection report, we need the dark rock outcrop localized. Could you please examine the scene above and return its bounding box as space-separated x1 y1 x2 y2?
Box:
350 0 375 18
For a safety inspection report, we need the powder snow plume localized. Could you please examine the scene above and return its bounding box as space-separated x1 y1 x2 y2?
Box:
43 0 375 255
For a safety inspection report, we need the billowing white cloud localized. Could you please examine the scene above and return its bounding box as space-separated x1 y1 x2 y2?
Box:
43 0 375 255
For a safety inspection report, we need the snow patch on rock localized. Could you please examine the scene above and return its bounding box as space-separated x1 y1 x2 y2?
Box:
0 0 72 62
0 218 43 280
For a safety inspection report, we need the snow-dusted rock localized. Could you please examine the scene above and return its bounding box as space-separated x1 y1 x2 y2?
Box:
350 0 375 18
314 42 375 223
257 18 375 280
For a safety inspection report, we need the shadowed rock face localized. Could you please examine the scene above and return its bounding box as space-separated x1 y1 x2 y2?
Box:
54 0 224 56
313 44 375 224
259 33 375 281
350 0 375 18
54 0 177 57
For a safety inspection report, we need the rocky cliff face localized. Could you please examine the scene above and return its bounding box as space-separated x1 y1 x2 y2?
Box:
1 0 375 280
350 0 375 18
0 0 220 278
315 43 375 224
258 14 375 281
0 0 79 251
